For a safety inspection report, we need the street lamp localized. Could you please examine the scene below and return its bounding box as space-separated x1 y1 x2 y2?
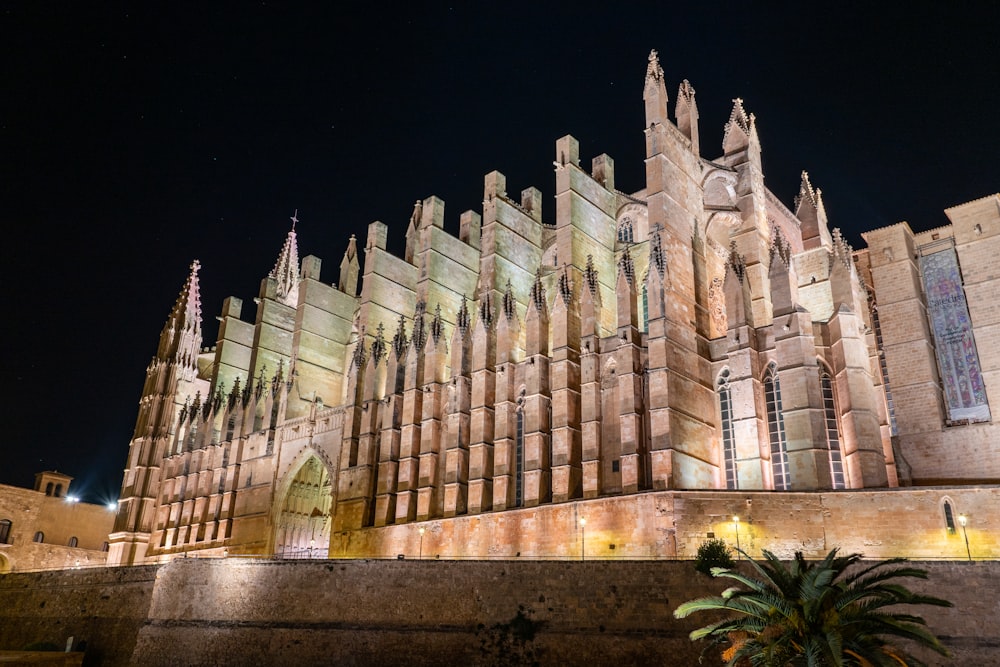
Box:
418 526 425 560
958 514 971 561
733 516 741 559
579 517 586 561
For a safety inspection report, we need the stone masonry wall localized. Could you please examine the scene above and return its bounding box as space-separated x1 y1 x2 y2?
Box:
1 558 996 666
0 565 158 665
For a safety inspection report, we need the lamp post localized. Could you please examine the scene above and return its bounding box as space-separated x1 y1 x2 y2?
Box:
579 517 586 561
959 514 971 561
733 515 741 559
418 526 425 560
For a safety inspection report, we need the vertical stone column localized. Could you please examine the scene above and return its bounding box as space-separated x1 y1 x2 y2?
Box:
444 300 472 517
374 318 407 526
417 309 447 520
522 275 551 506
580 258 603 498
645 230 673 488
394 306 427 524
492 285 520 510
467 293 496 514
615 252 646 493
724 253 766 489
550 268 582 502
769 247 830 490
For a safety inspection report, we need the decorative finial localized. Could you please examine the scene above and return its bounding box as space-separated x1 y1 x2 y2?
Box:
728 241 747 284
618 247 635 286
502 280 516 321
646 49 664 81
584 254 599 297
290 209 299 230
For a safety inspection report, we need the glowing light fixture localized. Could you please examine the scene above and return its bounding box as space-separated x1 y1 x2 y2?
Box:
418 526 425 560
579 517 587 561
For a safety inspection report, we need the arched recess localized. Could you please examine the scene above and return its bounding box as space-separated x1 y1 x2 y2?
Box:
0 552 11 574
701 210 741 339
273 455 333 559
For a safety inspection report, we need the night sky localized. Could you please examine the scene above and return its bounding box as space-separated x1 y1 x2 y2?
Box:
3 3 998 501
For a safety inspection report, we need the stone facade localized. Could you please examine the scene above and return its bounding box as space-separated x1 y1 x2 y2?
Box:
0 472 115 573
107 50 999 566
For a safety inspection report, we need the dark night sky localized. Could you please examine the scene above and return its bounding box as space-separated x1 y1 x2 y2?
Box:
3 3 998 501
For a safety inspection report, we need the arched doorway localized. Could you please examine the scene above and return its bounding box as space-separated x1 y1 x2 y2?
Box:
274 457 332 558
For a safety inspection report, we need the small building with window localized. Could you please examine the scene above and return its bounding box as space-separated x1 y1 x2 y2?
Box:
0 471 115 573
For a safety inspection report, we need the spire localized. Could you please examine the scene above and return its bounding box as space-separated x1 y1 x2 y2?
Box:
157 260 203 365
478 289 494 329
392 315 409 360
795 171 834 250
430 304 444 343
412 301 428 350
270 214 301 306
530 271 545 312
643 49 669 126
675 79 700 155
558 265 573 305
584 254 599 297
502 280 517 321
405 199 422 263
722 98 752 155
339 234 360 296
618 247 636 286
370 322 387 365
456 295 471 334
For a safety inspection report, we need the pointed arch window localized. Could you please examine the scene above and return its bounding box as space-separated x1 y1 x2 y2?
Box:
764 363 790 491
717 369 738 490
641 284 649 333
943 499 957 534
515 400 525 508
820 369 847 489
617 217 634 243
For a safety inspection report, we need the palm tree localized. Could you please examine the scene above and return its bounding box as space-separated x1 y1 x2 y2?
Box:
673 548 952 666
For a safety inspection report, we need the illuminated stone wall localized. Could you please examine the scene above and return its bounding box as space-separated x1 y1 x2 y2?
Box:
332 486 999 562
0 480 114 573
860 194 1000 484
0 558 996 665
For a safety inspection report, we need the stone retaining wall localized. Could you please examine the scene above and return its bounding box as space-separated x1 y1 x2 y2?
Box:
0 558 996 666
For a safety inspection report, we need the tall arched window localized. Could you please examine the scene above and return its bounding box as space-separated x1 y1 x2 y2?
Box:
942 499 957 534
33 531 44 543
820 369 847 489
0 519 11 544
68 536 78 548
617 217 634 243
641 284 649 333
764 363 790 490
515 402 525 508
717 369 738 490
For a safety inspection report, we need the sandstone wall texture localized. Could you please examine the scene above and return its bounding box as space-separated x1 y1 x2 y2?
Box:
1 558 996 666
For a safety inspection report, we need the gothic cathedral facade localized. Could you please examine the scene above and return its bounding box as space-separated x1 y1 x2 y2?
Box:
108 52 1000 565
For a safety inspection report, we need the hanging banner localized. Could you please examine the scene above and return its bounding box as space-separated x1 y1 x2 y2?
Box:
919 245 990 422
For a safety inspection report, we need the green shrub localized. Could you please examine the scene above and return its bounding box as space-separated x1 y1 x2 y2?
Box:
694 538 735 576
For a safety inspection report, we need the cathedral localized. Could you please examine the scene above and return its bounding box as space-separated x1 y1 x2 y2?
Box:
107 51 1000 566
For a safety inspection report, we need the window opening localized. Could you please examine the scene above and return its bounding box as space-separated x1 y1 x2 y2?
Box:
820 370 847 489
718 369 738 489
764 364 790 490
